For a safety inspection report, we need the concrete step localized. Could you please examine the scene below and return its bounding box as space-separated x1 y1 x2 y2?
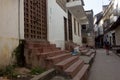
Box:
25 41 56 50
55 56 79 71
72 64 89 80
50 44 57 49
65 59 84 78
25 40 64 69
42 48 53 53
81 49 89 54
90 49 96 53
27 43 49 48
41 50 65 57
46 53 71 64
79 47 86 51
86 51 93 56
89 53 96 65
91 53 95 59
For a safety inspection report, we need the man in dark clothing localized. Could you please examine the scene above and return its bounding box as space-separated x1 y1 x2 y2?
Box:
105 41 110 55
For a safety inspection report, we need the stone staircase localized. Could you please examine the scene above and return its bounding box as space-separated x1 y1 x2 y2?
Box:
79 47 96 65
24 40 61 68
80 47 96 57
42 51 89 80
24 40 89 80
55 56 89 80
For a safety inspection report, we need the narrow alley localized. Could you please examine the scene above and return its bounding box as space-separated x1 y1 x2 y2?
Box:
1 0 120 80
89 49 120 80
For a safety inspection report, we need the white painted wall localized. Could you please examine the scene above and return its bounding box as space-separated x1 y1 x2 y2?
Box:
98 20 104 35
47 0 67 50
72 15 82 46
0 0 24 67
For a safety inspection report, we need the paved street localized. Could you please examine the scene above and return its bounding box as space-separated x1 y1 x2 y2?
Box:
88 49 120 80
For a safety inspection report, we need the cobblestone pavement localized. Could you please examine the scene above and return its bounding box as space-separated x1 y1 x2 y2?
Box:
88 49 120 80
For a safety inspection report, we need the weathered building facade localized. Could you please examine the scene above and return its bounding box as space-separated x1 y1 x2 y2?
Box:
102 0 120 46
0 0 89 67
0 0 24 67
94 12 104 48
85 10 95 47
94 0 120 48
47 0 88 50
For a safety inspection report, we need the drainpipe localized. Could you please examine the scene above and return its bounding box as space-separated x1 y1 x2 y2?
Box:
18 0 20 44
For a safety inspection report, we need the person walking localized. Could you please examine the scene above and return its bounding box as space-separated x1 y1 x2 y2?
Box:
105 41 110 55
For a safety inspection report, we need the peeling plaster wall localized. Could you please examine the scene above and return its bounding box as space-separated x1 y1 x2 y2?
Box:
0 37 19 67
0 0 24 67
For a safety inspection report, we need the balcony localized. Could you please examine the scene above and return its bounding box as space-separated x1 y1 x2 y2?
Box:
66 0 88 24
113 8 120 16
105 16 120 33
56 0 67 11
103 19 111 31
80 16 89 24
110 16 117 23
103 19 115 33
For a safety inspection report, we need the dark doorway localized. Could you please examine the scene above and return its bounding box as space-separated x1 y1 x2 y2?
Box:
64 17 67 41
68 11 73 41
112 33 116 45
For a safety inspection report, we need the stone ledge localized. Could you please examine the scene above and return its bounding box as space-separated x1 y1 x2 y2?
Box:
31 68 55 80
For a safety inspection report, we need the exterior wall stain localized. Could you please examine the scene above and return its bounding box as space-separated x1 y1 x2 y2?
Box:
0 36 19 68
0 0 24 68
